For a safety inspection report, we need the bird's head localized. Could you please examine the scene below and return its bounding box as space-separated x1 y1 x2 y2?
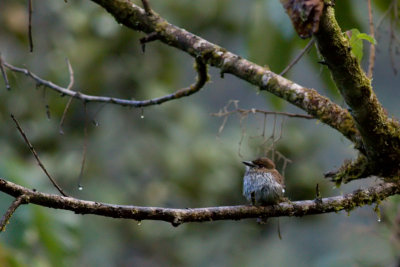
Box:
242 157 276 170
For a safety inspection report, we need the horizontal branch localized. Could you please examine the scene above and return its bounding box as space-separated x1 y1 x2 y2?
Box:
0 178 398 225
211 108 314 119
88 0 360 146
1 58 208 108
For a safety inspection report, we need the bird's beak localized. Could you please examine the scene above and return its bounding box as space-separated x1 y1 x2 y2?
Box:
242 161 256 167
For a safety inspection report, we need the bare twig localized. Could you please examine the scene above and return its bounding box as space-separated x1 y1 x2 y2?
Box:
0 195 27 232
0 55 11 90
0 178 398 225
275 151 292 177
367 0 376 78
140 32 159 53
389 19 399 75
2 58 208 108
376 0 395 30
280 38 315 76
59 96 73 135
28 0 33 52
66 58 74 90
211 108 314 119
10 114 68 197
59 59 75 134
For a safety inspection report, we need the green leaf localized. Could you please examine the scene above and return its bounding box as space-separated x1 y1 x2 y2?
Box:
347 29 376 62
349 29 363 62
356 33 377 45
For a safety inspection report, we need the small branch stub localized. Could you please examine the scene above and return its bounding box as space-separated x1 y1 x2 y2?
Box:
0 195 27 232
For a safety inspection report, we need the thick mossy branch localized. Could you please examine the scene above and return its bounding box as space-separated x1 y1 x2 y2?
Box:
0 178 399 225
88 0 360 145
324 155 371 185
314 6 400 176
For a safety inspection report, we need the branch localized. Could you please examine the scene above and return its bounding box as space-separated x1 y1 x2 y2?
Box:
314 6 400 176
10 114 68 197
0 55 10 90
87 0 360 146
2 57 208 108
27 0 34 52
0 195 27 232
367 0 376 78
280 38 315 76
140 0 152 15
0 178 398 225
211 108 314 120
324 154 371 185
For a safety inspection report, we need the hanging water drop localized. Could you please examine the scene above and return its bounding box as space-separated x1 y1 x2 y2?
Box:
373 203 381 223
78 185 83 191
140 108 144 119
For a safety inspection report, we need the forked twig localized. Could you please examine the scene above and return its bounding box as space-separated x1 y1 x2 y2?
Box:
2 58 208 108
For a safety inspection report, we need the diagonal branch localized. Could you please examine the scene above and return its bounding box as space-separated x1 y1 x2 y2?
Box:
87 0 361 146
2 58 208 108
11 114 69 197
0 178 398 225
314 6 400 176
0 195 27 232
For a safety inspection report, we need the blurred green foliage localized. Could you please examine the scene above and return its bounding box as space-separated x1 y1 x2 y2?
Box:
0 0 400 266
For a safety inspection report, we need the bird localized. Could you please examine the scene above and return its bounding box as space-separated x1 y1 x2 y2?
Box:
242 157 285 206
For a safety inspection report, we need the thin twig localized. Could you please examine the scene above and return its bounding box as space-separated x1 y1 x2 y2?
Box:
28 0 34 52
376 0 395 30
2 58 208 108
140 32 159 53
66 58 74 90
211 108 314 119
59 96 73 135
389 19 398 75
367 0 376 78
42 88 51 120
10 114 68 197
280 38 315 76
0 195 27 232
0 55 11 90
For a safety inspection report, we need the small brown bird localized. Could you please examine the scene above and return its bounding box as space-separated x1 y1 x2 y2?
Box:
242 157 285 205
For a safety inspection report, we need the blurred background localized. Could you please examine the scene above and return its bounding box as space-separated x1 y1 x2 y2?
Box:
1 0 400 266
